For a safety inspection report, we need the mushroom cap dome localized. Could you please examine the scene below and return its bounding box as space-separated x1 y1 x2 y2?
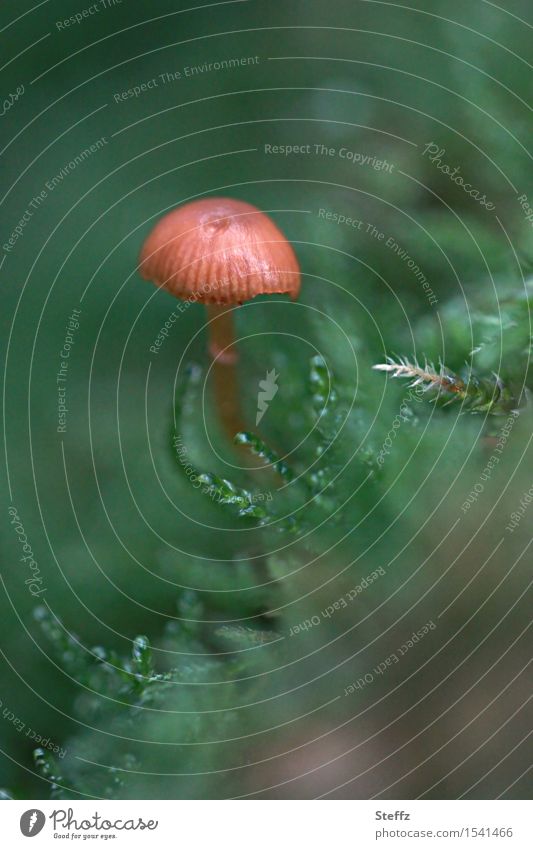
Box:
139 197 300 304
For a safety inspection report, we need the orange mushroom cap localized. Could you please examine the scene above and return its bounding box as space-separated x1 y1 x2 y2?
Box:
139 197 300 305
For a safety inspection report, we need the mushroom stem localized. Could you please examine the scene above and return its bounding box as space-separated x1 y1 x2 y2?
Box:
206 304 246 441
206 304 238 364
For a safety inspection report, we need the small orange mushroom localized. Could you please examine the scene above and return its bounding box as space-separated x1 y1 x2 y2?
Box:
139 197 300 441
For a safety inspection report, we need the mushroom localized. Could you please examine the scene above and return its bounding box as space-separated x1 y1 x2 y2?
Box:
139 197 300 441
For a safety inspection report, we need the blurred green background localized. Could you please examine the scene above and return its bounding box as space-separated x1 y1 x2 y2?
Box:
0 0 531 799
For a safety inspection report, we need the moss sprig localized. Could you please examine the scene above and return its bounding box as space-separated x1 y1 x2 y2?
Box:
233 431 295 482
373 355 518 413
